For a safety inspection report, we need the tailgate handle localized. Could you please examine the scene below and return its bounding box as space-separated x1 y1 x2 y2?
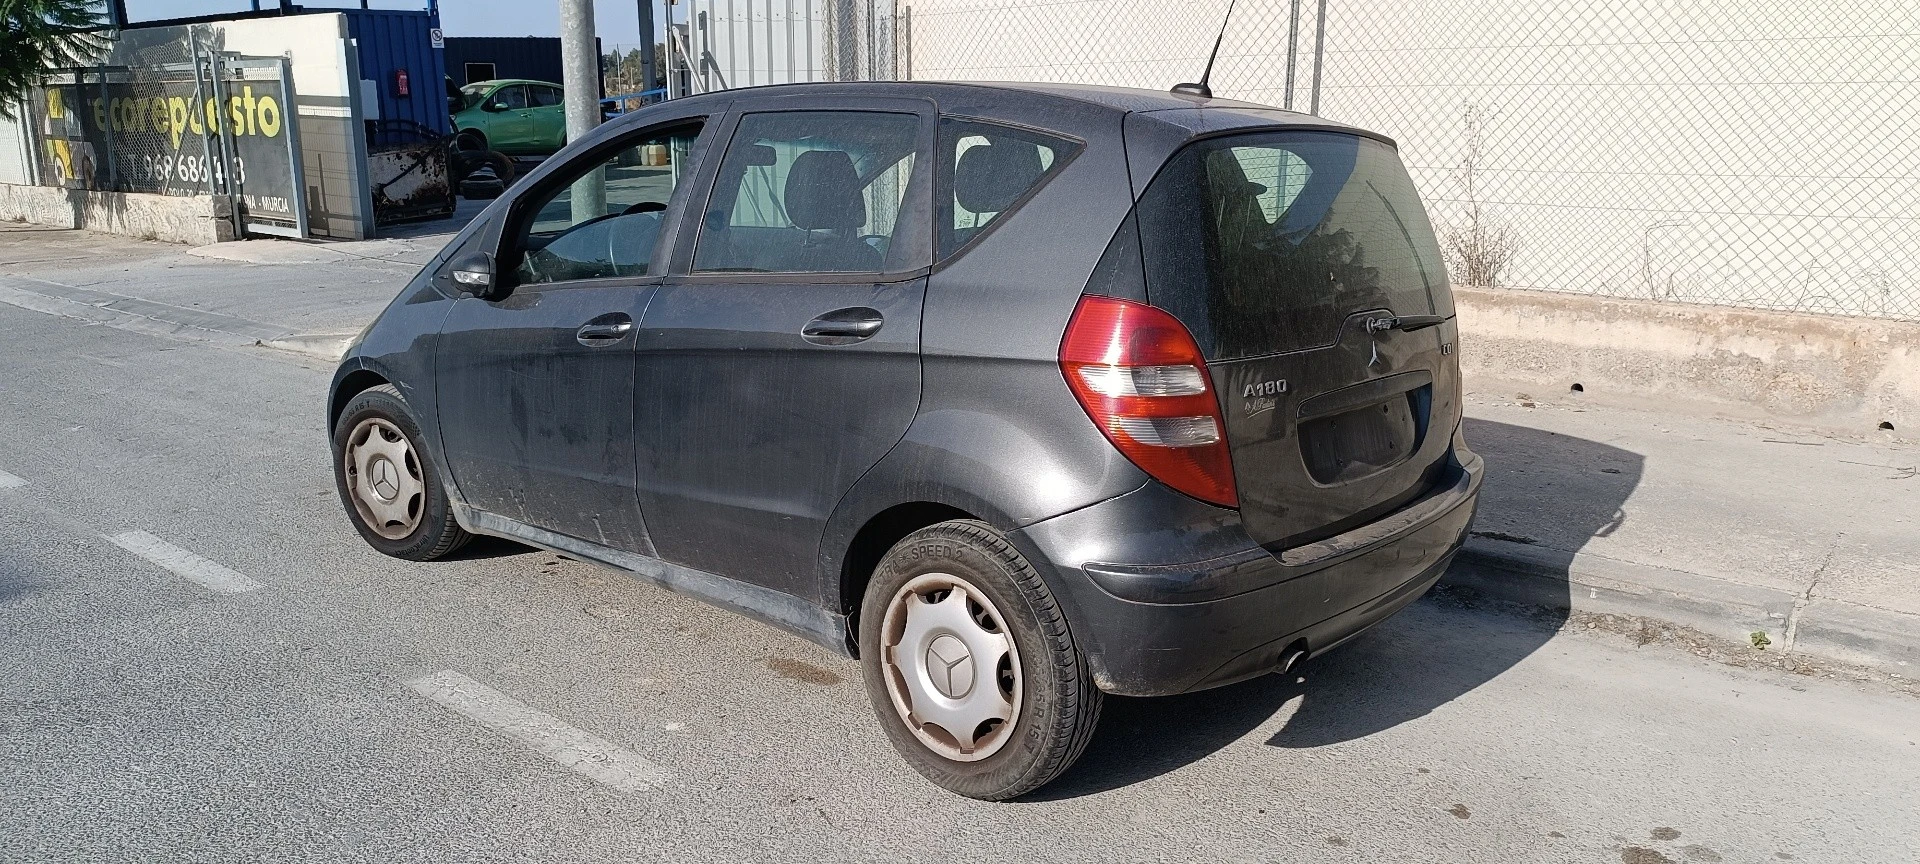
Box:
1365 314 1448 333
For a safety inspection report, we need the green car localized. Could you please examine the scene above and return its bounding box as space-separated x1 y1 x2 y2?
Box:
451 79 567 156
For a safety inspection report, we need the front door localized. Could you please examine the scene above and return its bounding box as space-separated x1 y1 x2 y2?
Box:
436 119 709 552
634 105 932 599
485 84 538 154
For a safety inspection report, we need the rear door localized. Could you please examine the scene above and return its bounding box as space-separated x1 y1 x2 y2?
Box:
633 100 932 600
1132 129 1461 553
528 84 568 151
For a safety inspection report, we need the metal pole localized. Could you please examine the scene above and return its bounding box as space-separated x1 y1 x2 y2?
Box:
189 39 216 197
663 0 676 97
1283 0 1299 110
207 54 245 239
559 0 606 222
1309 0 1327 116
97 69 117 190
638 0 658 90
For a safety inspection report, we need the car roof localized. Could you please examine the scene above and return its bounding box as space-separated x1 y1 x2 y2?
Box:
664 80 1380 142
467 79 559 88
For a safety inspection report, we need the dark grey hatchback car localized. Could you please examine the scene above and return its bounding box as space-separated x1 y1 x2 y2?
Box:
329 81 1482 800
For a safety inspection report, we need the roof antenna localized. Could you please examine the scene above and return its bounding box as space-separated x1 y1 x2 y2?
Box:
1172 0 1237 99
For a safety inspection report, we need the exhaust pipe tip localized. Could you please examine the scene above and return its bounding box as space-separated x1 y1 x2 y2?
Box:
1278 642 1309 675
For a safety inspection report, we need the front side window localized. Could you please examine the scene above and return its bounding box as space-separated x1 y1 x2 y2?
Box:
693 111 922 274
937 119 1080 260
492 85 527 110
510 122 703 285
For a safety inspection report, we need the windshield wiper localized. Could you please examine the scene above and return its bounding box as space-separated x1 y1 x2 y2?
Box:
1364 314 1448 333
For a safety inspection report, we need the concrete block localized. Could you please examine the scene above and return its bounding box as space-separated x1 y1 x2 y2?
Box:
1455 286 1920 431
0 183 236 245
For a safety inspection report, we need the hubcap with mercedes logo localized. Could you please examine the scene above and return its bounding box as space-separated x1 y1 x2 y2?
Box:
880 572 1023 762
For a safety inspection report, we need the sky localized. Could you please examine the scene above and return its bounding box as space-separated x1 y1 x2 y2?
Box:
120 1 666 46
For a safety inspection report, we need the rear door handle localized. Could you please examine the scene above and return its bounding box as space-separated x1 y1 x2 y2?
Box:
576 313 634 346
802 307 884 345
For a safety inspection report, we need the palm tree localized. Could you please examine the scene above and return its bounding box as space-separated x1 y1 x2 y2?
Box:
0 0 110 117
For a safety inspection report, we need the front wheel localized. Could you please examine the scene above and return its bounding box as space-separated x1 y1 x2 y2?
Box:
859 520 1102 800
331 385 470 560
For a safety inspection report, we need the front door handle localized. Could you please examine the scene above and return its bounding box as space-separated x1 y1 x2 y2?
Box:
577 313 634 346
802 307 884 345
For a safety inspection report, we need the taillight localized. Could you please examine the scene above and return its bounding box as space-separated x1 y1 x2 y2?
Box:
1059 295 1238 508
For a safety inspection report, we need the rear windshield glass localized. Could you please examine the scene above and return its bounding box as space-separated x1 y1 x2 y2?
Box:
1136 131 1450 360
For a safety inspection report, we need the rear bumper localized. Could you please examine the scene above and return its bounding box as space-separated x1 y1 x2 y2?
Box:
1010 449 1481 697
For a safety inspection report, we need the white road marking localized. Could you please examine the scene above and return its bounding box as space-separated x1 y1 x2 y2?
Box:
0 468 25 489
105 530 263 594
405 670 670 792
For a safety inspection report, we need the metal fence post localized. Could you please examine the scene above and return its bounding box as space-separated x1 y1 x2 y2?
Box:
189 37 218 198
1284 0 1300 110
1308 0 1327 116
97 68 118 190
207 53 245 239
278 55 310 238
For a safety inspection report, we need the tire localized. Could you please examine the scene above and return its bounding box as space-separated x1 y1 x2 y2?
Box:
331 384 471 560
454 130 487 152
482 150 516 185
858 520 1102 800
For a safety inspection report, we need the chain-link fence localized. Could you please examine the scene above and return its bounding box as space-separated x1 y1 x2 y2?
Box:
823 0 1919 322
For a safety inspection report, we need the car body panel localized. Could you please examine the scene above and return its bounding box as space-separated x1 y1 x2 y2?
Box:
453 79 567 155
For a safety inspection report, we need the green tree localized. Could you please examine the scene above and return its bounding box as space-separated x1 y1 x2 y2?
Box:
0 0 110 117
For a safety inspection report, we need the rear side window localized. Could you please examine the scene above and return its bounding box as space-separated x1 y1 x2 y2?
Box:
937 119 1080 260
1136 131 1450 359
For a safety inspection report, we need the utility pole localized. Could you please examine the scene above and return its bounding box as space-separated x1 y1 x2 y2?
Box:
638 0 659 91
559 0 606 222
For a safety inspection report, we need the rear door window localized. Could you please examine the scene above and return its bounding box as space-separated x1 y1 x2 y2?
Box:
936 119 1080 260
1136 131 1450 360
693 111 922 274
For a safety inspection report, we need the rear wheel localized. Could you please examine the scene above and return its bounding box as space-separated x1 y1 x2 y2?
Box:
859 520 1102 800
332 385 470 560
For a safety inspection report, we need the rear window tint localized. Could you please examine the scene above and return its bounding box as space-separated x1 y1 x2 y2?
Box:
936 119 1081 261
1136 131 1450 359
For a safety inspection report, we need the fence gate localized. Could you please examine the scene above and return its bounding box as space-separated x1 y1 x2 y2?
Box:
27 41 309 239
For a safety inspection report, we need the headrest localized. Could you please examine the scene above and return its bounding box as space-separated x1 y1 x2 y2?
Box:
784 150 865 231
955 142 1045 213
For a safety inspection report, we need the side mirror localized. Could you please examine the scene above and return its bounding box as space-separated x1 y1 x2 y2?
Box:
484 101 509 113
450 252 506 300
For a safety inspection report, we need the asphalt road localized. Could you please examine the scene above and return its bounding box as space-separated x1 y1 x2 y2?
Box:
2 302 1917 864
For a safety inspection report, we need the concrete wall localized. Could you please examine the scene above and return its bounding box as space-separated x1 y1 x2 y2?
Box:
0 183 236 245
1455 286 1920 432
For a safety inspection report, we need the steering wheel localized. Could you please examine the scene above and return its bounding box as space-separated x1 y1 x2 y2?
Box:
623 201 667 216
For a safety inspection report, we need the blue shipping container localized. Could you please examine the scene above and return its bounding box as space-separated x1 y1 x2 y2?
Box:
343 8 451 137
